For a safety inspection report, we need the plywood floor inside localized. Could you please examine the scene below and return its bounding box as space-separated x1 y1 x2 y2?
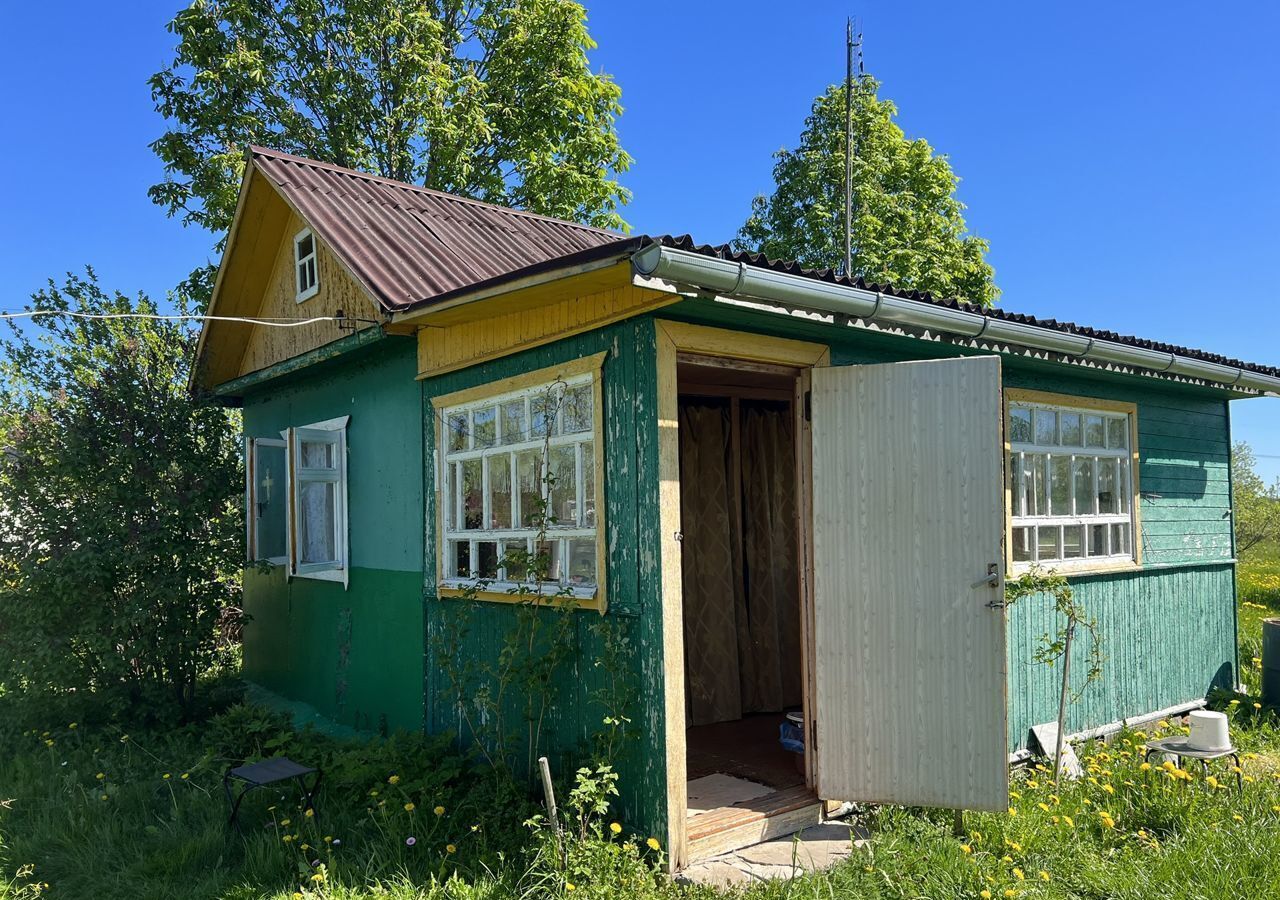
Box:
687 713 806 792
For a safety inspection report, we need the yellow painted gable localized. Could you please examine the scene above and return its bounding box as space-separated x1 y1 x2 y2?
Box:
194 168 384 393
237 209 378 378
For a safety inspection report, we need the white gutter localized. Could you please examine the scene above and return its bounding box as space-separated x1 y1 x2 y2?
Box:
632 244 1280 397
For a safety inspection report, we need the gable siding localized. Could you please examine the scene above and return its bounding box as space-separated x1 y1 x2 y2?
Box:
238 209 381 379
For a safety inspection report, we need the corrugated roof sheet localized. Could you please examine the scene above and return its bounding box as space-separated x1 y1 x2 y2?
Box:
650 235 1280 380
251 148 1280 382
250 146 621 312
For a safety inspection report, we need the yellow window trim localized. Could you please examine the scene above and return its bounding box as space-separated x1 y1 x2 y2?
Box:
1003 387 1143 573
431 352 608 613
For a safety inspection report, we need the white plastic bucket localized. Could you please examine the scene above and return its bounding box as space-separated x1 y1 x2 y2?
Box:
1187 710 1231 751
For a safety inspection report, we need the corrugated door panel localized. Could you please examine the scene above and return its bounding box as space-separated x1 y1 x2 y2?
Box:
811 356 1009 812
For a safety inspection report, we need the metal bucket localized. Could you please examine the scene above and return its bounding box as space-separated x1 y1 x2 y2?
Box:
1264 618 1280 707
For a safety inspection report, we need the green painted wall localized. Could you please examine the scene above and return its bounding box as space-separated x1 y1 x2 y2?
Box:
241 336 426 733
421 319 668 836
660 300 1238 751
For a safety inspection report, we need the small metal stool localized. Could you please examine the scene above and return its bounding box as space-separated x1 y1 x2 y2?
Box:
1143 737 1243 791
224 756 322 830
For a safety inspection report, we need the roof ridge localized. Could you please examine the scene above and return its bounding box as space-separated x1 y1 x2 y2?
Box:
247 145 620 237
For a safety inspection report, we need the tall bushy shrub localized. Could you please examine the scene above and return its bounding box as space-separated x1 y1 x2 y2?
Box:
0 270 241 723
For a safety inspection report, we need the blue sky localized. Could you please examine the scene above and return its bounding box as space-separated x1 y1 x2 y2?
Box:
2 2 1278 477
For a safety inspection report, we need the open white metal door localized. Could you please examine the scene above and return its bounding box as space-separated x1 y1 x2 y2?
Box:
810 356 1008 811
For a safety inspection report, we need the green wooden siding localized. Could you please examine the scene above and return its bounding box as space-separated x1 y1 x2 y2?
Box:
421 318 668 836
241 336 425 733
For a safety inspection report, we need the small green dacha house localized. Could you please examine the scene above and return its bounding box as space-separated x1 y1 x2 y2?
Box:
194 147 1279 869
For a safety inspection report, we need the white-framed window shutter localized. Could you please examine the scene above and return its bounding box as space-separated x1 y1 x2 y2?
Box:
294 227 319 302
281 416 350 588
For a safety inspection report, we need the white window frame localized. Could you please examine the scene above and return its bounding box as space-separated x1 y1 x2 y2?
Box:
433 355 605 607
1006 390 1140 573
281 415 349 586
294 227 319 303
246 436 288 565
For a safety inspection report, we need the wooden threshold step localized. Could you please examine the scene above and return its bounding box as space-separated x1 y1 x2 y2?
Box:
688 785 823 862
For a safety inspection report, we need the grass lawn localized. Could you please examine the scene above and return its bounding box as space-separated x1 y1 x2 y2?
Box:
3 559 1280 900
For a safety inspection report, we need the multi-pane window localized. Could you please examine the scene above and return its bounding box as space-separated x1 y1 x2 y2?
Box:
245 416 349 585
294 228 319 302
439 373 601 599
1008 398 1137 568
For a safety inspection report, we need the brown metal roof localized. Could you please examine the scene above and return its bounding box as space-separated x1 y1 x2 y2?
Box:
249 146 622 313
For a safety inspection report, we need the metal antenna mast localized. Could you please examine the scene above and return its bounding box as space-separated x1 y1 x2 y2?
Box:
844 17 864 278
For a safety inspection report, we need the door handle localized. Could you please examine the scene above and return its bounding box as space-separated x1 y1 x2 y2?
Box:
972 563 999 590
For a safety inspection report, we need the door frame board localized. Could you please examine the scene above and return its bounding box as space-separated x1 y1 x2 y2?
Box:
654 320 829 870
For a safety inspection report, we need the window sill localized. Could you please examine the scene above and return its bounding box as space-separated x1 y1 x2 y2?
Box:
295 285 319 304
437 582 604 612
1010 559 1141 578
293 567 346 585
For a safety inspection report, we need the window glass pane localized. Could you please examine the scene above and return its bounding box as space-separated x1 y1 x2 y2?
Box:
1037 525 1060 561
1072 457 1096 516
1049 455 1072 515
535 540 563 583
1111 523 1130 556
567 539 596 586
477 541 499 579
1084 415 1105 448
447 413 469 453
531 391 559 438
501 540 529 582
1097 459 1118 514
253 443 287 560
301 440 334 468
1117 457 1130 514
1107 416 1128 450
298 262 309 290
1009 408 1032 443
547 445 577 526
1035 409 1058 446
453 541 471 578
1088 524 1109 557
1062 525 1084 559
488 455 512 530
299 480 336 564
563 384 593 434
1012 527 1032 563
517 449 544 527
1027 453 1047 516
1008 452 1024 517
297 233 313 258
582 441 596 528
1059 413 1082 447
461 458 483 529
473 406 496 449
501 400 526 445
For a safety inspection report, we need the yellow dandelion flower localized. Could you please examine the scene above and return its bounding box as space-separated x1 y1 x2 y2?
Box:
1004 890 1017 898
1037 802 1050 812
565 883 575 892
1007 841 1022 852
96 772 105 780
1139 762 1152 772
1001 855 1014 864
181 773 189 780
68 723 77 730
404 802 416 812
370 789 379 797
281 819 292 827
162 773 171 780
388 775 401 785
981 891 992 899
434 805 446 816
100 793 108 801
1049 794 1060 805
1039 871 1051 882
1158 720 1170 729
1102 784 1115 795
1009 790 1021 800
1013 868 1025 881
1051 815 1060 824
1008 807 1018 817
311 872 325 883
610 822 622 834
646 837 661 851
1206 776 1219 789
1233 814 1244 822
305 808 315 818
961 844 972 854
447 844 457 854
1254 703 1263 710
1063 815 1075 827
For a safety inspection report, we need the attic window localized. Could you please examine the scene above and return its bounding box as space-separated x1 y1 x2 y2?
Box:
294 228 318 302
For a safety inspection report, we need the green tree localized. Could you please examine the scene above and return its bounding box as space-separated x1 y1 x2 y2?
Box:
0 272 242 722
1233 441 1280 555
149 0 632 245
734 77 997 307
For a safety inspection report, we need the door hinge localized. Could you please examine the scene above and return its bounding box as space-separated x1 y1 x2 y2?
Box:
803 390 812 422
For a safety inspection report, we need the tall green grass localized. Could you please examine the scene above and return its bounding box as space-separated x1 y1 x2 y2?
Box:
1239 541 1280 694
